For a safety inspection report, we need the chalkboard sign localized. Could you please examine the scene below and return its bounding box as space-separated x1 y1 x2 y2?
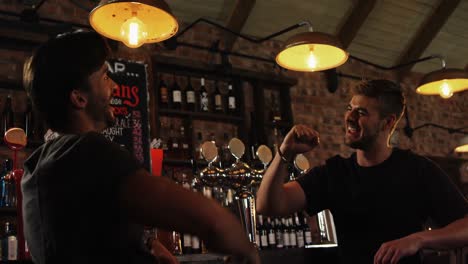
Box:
102 59 151 170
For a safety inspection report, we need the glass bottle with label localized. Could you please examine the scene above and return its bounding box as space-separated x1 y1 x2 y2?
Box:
159 76 169 109
227 83 237 115
199 78 209 112
179 126 191 160
213 81 223 113
185 76 196 112
171 75 182 110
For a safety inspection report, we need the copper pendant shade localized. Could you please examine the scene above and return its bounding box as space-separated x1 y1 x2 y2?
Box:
417 68 468 99
89 0 178 48
275 31 348 72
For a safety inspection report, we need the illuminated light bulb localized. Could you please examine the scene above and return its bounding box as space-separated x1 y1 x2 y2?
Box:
120 16 148 48
306 46 318 69
439 80 453 99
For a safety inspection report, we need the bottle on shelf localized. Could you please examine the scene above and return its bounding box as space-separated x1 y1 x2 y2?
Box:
213 81 223 113
0 159 14 208
179 126 191 160
257 215 268 250
2 95 14 136
288 217 297 248
303 215 313 246
220 133 232 168
158 76 169 109
199 78 209 112
185 76 196 112
282 218 290 248
295 213 305 248
180 174 192 254
171 75 182 110
266 217 277 249
167 124 180 159
227 82 237 115
269 93 282 122
2 222 17 260
275 218 284 249
194 132 204 161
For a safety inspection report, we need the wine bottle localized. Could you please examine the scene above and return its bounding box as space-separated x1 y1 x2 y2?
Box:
227 83 237 115
266 217 277 249
2 95 14 135
185 76 196 112
171 75 182 110
199 78 209 112
159 77 169 109
213 81 223 113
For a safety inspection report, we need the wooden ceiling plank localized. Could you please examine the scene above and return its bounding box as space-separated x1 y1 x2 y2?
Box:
223 0 256 52
396 0 461 75
337 0 377 49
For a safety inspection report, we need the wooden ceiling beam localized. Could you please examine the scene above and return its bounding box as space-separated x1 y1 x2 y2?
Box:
222 0 256 52
337 0 376 49
396 0 461 76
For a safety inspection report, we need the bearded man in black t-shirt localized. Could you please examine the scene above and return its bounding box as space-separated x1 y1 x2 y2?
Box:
256 79 468 264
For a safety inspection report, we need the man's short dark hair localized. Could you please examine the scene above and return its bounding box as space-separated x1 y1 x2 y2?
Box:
351 79 406 119
23 30 110 131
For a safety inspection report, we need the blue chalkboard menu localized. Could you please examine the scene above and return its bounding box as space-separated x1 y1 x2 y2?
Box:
102 59 151 170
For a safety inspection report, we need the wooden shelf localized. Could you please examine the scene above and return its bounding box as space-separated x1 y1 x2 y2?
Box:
0 207 17 215
159 108 243 124
163 159 208 167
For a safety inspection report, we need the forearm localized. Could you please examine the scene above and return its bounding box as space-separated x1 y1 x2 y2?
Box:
256 152 291 215
418 216 468 250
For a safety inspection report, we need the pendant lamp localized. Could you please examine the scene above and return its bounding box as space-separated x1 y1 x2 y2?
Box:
275 23 348 72
416 58 468 99
89 0 178 48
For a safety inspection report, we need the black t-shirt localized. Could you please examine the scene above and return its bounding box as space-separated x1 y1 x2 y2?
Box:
22 132 156 264
296 148 468 264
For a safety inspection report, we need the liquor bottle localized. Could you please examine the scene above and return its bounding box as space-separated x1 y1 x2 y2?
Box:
171 75 182 110
220 133 232 168
185 76 196 112
266 217 276 249
274 218 284 249
227 83 237 115
282 218 290 248
303 215 313 246
179 126 191 160
258 215 268 250
167 125 179 159
2 95 14 135
25 98 33 138
199 78 209 112
248 112 262 170
181 175 192 254
288 217 297 248
213 81 223 113
295 213 305 248
159 77 169 109
172 231 183 255
194 132 204 161
2 222 17 260
190 188 202 254
0 159 13 207
269 93 281 122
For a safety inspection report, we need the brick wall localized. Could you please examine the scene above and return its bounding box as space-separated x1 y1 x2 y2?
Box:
1 1 467 166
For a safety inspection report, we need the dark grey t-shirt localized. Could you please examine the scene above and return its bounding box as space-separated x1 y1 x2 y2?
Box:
296 148 468 264
22 132 156 264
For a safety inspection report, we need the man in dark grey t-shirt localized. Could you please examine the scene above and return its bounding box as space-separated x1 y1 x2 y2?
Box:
22 30 260 264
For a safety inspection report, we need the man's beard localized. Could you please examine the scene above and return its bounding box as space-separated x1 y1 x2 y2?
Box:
344 131 379 150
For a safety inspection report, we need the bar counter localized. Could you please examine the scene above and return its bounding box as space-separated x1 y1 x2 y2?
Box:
176 246 339 264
